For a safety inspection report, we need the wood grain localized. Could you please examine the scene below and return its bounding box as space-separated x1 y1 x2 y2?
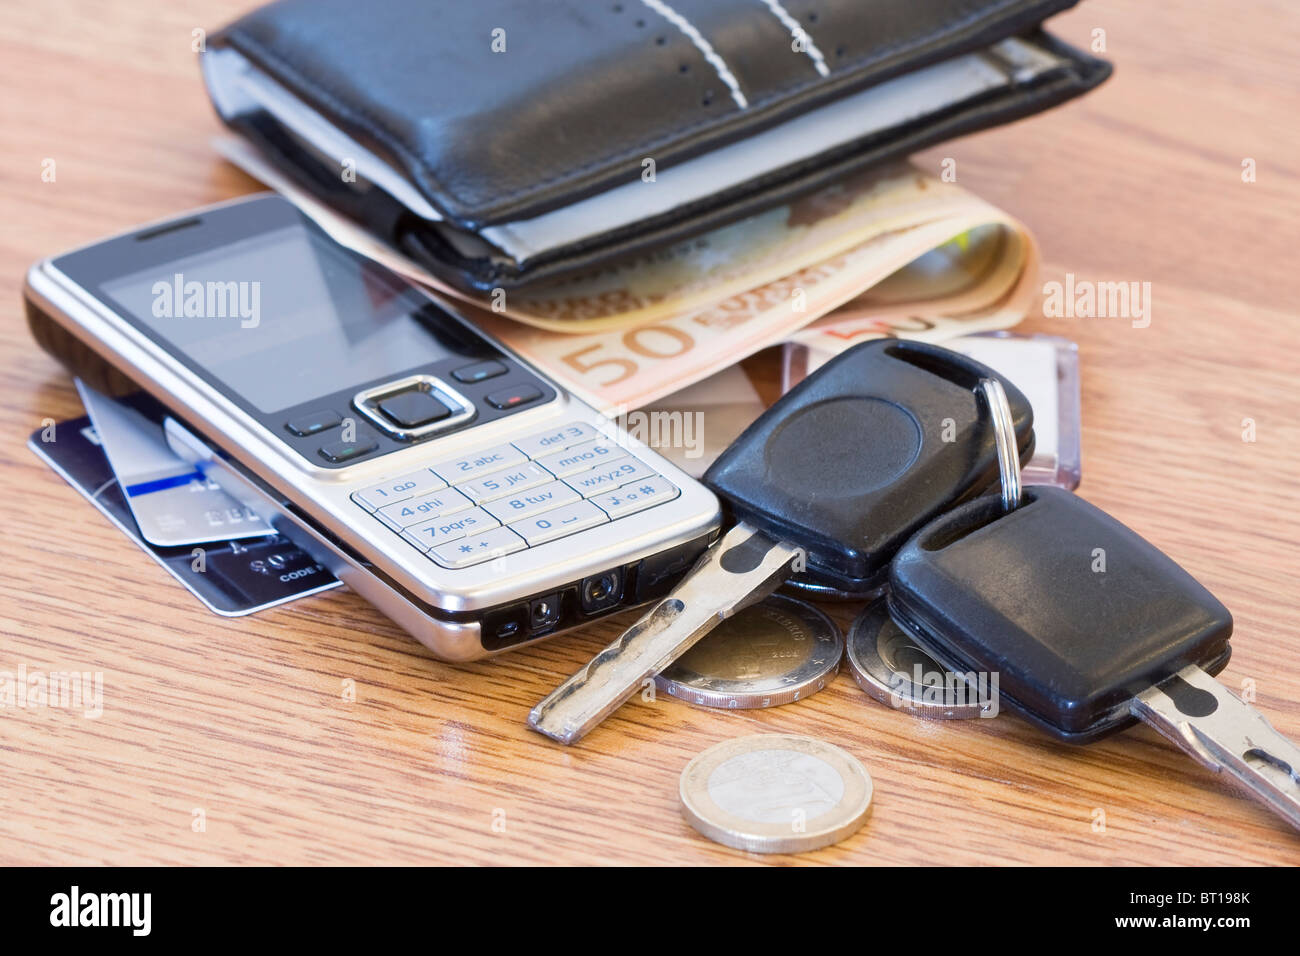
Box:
2 0 1298 865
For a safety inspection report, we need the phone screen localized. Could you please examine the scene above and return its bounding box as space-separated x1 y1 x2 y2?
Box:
100 223 457 414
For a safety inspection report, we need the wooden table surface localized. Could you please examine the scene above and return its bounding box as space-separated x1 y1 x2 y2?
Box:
3 0 1298 866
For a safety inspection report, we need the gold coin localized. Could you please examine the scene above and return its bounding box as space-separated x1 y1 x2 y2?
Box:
680 734 873 853
656 595 841 709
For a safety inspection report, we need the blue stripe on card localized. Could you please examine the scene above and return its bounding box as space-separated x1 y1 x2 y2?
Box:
124 470 205 497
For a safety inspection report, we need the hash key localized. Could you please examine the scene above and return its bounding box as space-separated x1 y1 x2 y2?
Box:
590 477 678 519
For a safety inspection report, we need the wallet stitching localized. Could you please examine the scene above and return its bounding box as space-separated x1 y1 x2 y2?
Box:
453 54 1109 287
639 0 749 109
224 0 1059 217
757 0 830 78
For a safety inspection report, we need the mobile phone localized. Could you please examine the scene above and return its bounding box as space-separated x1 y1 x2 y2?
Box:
25 194 721 660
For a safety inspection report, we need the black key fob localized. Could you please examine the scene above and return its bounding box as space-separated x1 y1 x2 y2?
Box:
704 339 1034 597
888 486 1233 743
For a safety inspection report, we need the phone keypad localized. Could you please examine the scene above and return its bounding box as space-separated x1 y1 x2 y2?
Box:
354 467 448 512
428 526 527 569
350 422 679 569
401 507 498 551
458 462 552 503
482 481 581 524
376 487 472 530
533 439 624 479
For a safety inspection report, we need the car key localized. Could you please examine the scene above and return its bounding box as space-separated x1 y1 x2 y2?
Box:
888 484 1300 830
529 339 1034 744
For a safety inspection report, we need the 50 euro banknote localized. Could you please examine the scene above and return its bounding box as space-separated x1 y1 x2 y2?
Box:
217 137 1038 412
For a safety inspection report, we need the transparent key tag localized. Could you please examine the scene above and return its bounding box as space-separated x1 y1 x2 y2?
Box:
782 332 1082 489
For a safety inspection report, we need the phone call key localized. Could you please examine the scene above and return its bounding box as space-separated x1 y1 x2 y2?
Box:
319 438 379 464
590 476 679 519
401 507 499 552
377 487 472 529
428 526 526 569
509 499 608 546
352 468 446 511
511 422 598 458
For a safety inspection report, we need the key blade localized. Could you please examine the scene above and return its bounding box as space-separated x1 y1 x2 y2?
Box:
528 522 802 745
1133 664 1300 831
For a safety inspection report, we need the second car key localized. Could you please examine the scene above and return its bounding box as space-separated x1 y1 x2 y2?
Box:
529 339 1034 744
889 485 1300 831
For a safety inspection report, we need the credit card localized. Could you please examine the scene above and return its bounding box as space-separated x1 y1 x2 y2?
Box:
28 415 341 616
75 379 275 546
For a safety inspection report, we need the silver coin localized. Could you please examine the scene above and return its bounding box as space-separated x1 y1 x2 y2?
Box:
846 600 994 719
656 594 842 709
680 733 873 854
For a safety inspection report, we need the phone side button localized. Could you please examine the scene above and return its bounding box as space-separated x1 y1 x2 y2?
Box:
509 499 608 546
428 527 526 569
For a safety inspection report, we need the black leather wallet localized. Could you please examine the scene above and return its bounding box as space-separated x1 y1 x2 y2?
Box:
203 0 1109 293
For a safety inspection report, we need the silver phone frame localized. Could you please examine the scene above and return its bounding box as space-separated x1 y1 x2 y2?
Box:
26 195 721 660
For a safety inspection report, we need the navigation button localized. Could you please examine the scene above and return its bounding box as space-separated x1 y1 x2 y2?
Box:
378 390 452 429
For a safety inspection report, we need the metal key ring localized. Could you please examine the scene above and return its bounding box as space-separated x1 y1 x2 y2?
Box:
978 378 1022 513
